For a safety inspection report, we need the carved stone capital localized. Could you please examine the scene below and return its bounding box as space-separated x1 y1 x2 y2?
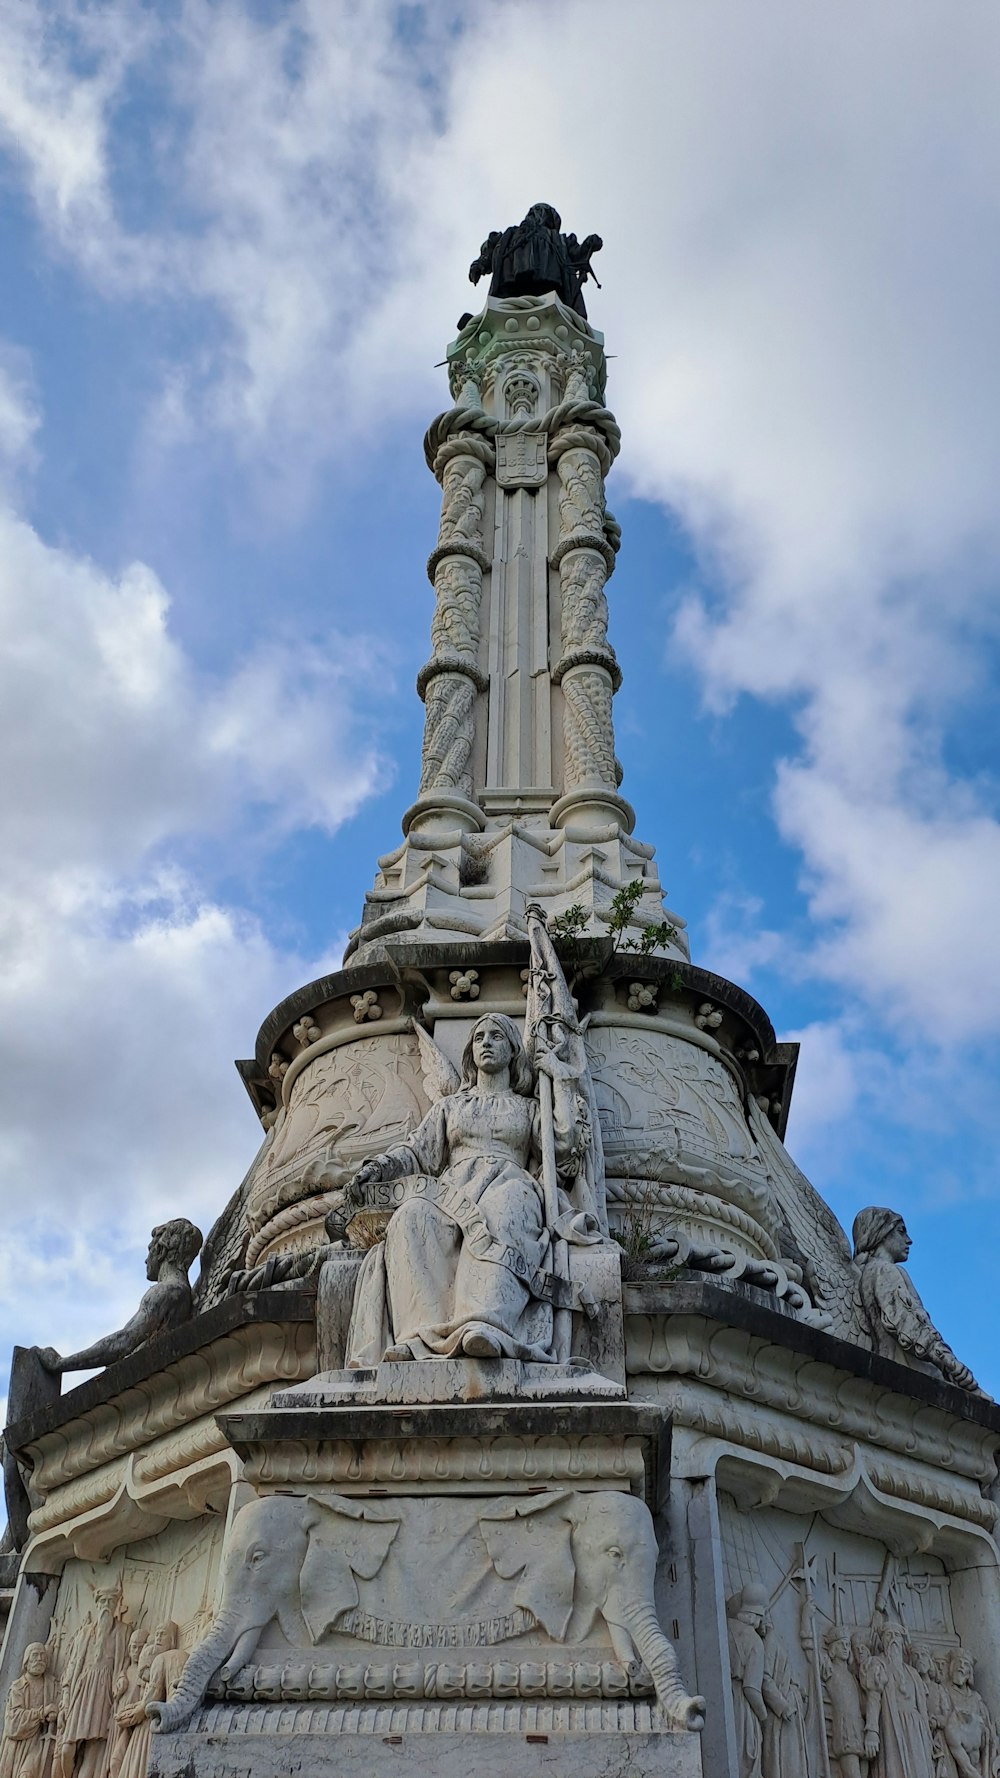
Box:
415 654 489 698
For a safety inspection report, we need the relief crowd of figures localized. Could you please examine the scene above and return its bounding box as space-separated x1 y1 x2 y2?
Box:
0 1591 188 1778
727 1582 999 1778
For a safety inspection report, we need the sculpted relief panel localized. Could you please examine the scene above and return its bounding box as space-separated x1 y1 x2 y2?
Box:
720 1492 998 1778
0 1518 223 1778
586 1024 776 1235
243 1034 430 1246
148 1488 703 1733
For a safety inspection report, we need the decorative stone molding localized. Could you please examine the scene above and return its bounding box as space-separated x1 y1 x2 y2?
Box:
211 1655 655 1704
349 990 382 1024
625 1308 998 1483
236 1432 648 1494
20 1318 317 1496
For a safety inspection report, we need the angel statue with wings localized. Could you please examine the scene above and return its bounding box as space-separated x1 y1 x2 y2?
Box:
338 907 607 1367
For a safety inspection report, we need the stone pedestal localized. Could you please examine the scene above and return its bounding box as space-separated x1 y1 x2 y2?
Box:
140 1363 704 1773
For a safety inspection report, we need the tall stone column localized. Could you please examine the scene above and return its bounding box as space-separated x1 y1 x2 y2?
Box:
351 291 686 961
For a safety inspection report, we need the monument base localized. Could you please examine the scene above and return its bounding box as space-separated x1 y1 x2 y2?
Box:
150 1722 704 1778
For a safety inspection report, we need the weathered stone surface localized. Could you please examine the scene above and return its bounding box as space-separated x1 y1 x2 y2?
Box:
149 1725 705 1778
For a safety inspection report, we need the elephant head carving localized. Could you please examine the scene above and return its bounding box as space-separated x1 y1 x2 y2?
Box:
479 1489 705 1731
149 1491 399 1733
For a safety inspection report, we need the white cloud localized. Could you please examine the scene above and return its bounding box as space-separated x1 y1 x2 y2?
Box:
0 361 382 1374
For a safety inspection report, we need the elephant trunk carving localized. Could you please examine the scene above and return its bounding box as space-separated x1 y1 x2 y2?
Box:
149 1490 400 1736
614 1597 706 1731
149 1615 245 1734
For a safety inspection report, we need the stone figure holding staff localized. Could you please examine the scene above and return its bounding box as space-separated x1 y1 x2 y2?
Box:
341 907 605 1366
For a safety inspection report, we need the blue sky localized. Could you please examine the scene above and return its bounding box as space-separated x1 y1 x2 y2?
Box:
1 0 1000 1405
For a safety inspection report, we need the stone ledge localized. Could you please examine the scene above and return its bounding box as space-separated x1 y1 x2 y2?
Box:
623 1279 1000 1432
219 1399 670 1509
4 1289 317 1454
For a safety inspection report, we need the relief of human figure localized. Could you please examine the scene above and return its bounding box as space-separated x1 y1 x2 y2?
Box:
909 1647 952 1778
869 1622 934 1778
822 1626 870 1778
760 1602 810 1778
727 1585 768 1778
853 1629 889 1772
51 1589 125 1778
341 910 606 1366
106 1630 147 1778
941 1650 999 1778
0 1644 58 1778
121 1623 185 1778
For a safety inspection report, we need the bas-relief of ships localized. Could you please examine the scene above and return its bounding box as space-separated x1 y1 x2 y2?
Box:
2 204 998 1778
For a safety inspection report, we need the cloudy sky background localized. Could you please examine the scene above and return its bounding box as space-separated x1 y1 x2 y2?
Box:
2 0 1000 1415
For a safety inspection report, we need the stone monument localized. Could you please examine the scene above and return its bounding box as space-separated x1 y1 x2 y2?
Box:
2 207 999 1778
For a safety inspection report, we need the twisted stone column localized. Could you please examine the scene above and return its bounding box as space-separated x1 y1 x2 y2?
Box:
408 430 493 831
549 423 631 831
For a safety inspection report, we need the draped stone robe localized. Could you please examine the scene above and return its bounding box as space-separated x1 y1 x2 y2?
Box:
346 1083 589 1366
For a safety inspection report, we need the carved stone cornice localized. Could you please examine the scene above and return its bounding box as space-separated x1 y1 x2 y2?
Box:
219 1398 670 1510
7 1295 317 1494
235 1431 648 1496
623 1282 1000 1476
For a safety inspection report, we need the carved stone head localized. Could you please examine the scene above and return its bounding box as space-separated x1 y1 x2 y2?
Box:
461 1014 533 1096
727 1583 767 1631
147 1217 203 1279
852 1205 910 1263
950 1649 975 1688
23 1643 48 1677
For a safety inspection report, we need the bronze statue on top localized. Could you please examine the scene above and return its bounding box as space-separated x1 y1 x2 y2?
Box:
469 203 602 318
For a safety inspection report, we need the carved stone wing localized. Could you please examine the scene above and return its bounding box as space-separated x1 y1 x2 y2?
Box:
413 1021 461 1102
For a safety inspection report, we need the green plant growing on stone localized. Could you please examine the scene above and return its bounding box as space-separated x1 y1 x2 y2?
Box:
612 1181 684 1283
548 902 589 965
605 879 679 954
547 885 679 962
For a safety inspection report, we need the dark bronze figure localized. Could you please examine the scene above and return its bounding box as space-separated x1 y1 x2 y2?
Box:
469 203 602 318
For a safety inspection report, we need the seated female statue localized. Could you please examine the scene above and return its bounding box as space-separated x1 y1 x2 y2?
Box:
343 1011 599 1366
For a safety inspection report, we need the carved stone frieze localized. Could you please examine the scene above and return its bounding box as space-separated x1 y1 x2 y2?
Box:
243 1032 429 1247
720 1492 1000 1778
149 1488 704 1734
586 1023 780 1253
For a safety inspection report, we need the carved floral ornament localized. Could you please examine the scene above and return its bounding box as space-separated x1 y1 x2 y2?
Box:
627 981 658 1013
350 990 383 1024
448 968 480 1000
